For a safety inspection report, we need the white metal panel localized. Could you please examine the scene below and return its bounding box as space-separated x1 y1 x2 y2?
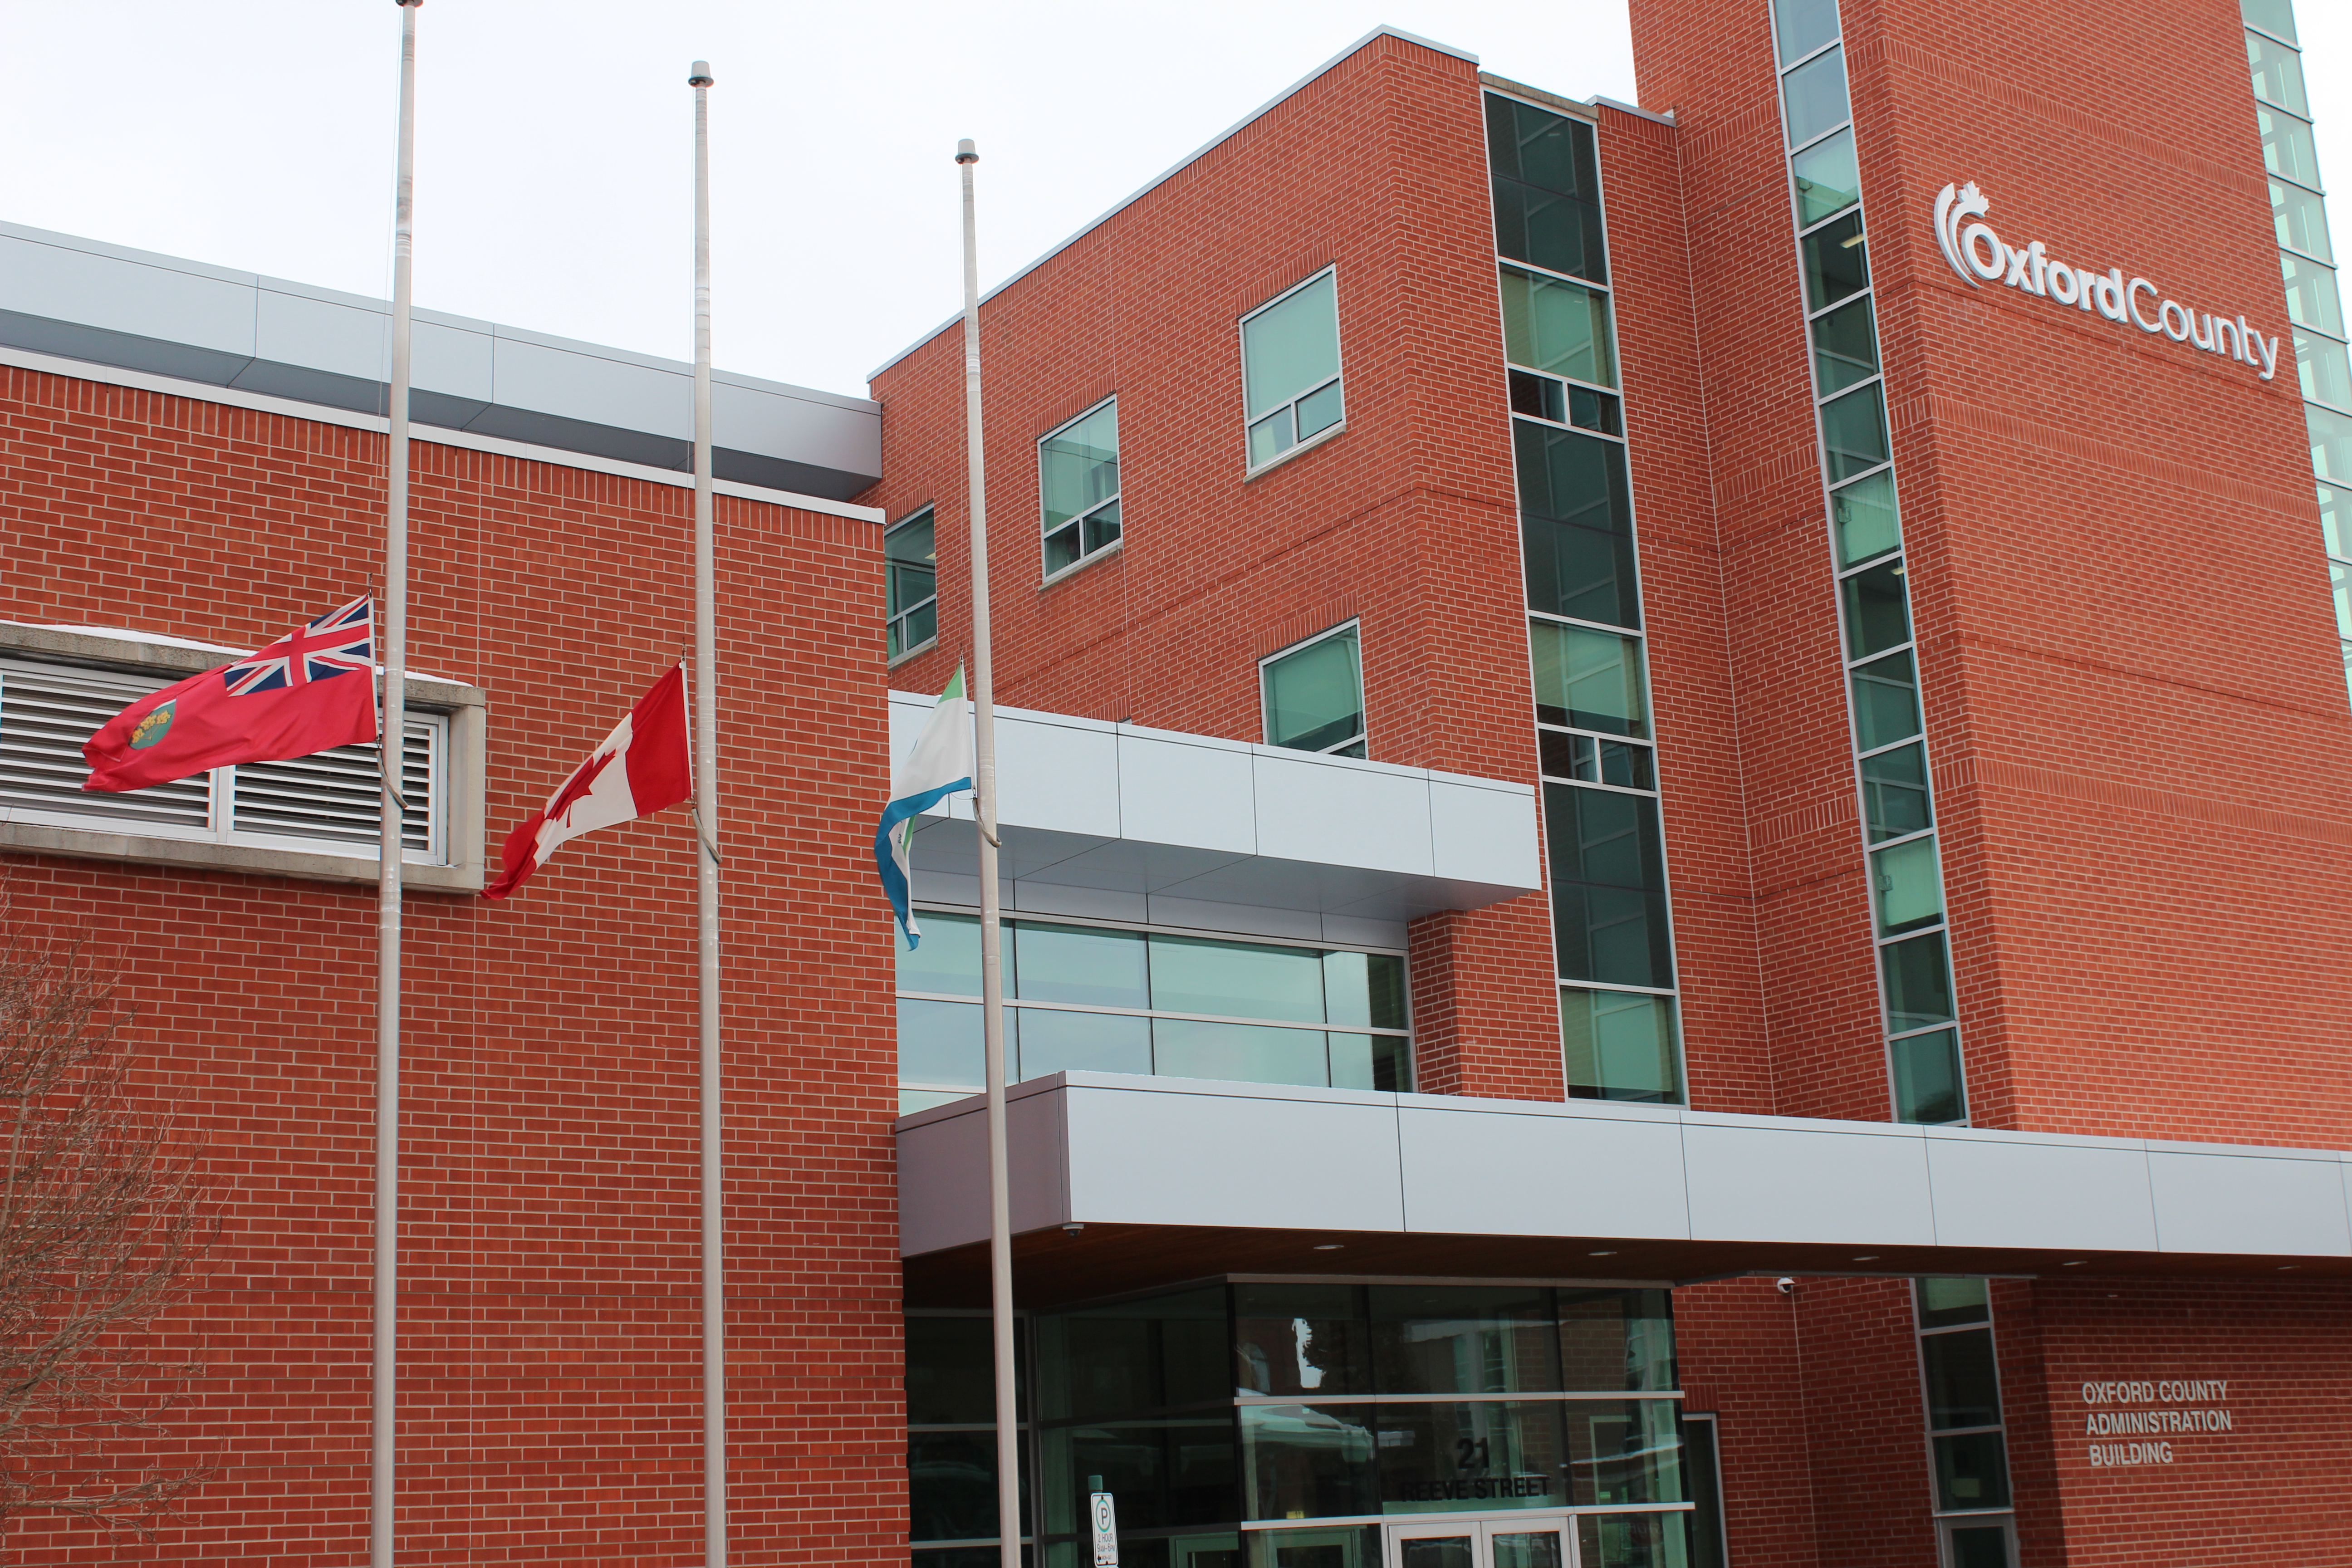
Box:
411 317 495 401
898 1099 991 1257
1252 750 1435 877
491 333 691 438
712 378 882 474
1428 778 1541 890
1118 731 1257 855
255 287 386 380
1 230 254 354
2147 1148 2352 1257
1398 1100 1690 1240
996 713 1122 840
1682 1116 1936 1245
1924 1129 2159 1252
1059 1079 1406 1233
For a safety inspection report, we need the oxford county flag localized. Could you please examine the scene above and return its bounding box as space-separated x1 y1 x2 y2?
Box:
482 663 694 901
82 595 380 793
874 665 973 948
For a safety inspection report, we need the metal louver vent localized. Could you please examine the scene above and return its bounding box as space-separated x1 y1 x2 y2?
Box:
0 662 211 828
0 655 445 864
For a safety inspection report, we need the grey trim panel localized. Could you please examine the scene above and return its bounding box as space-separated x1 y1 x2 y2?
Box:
897 1073 2352 1267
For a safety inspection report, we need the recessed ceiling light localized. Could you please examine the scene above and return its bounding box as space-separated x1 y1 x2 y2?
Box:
2063 1260 2087 1267
2278 1264 2299 1271
1852 1255 1878 1262
1313 1244 1343 1251
1588 1250 1618 1257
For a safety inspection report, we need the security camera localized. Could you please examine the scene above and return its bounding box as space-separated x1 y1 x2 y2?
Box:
1775 1277 1796 1294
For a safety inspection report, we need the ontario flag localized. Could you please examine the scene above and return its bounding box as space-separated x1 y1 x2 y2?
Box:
482 663 693 901
82 595 379 793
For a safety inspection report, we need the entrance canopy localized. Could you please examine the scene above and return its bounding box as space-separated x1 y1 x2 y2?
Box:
897 1072 2352 1305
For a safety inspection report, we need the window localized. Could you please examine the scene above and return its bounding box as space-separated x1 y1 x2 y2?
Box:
1486 94 1607 284
1260 622 1365 758
0 656 446 864
1241 270 1344 468
895 911 1408 1113
885 507 939 660
1038 399 1121 577
1914 1280 2014 1564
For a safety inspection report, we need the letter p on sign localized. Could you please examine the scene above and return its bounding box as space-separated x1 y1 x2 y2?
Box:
1092 1485 1119 1567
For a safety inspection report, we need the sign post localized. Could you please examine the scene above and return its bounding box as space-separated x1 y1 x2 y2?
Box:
1088 1476 1118 1568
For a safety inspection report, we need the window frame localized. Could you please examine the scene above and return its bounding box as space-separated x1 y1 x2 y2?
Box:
0 625 486 892
1258 619 1367 759
1238 266 1348 475
1035 396 1124 583
885 503 941 664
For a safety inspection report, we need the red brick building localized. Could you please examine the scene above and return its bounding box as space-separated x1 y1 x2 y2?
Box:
3 0 2348 1564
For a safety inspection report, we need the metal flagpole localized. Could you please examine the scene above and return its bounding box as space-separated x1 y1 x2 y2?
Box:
688 59 727 1568
954 137 1019 1568
373 4 421 1566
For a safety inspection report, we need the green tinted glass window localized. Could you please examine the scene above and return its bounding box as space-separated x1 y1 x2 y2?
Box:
2324 480 2349 558
1917 1277 1990 1328
1234 1283 1369 1396
2274 176 2333 261
2260 104 2322 188
1323 950 1407 1029
1558 1288 1677 1391
1369 1285 1557 1394
1518 423 1640 628
1013 920 1147 1009
1812 297 1880 396
1934 1430 2012 1511
1921 1327 2002 1429
886 509 939 659
1803 212 1870 312
1774 0 1840 63
1149 1019 1329 1086
1841 557 1911 658
1546 784 1674 989
1040 400 1121 576
1035 1287 1230 1421
1881 930 1955 1032
1486 95 1608 283
1239 1403 1379 1521
1861 741 1932 842
2243 0 2297 44
1014 1006 1150 1081
1262 625 1364 755
900 909 980 995
1150 934 1324 1023
1783 44 1850 147
1871 833 1943 936
1244 273 1344 467
1892 1028 1965 1124
1851 650 1921 750
900 998 981 1091
2314 404 2352 484
1821 381 1891 481
1832 469 1901 566
1792 127 1861 227
1530 620 1648 736
1500 265 1617 386
2248 26 2309 115
2283 251 2344 335
1562 987 1681 1103
2299 328 2352 411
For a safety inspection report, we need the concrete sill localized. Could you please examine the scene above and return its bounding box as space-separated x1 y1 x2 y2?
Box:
0 820 483 893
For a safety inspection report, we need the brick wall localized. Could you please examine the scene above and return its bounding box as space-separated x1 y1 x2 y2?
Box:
0 363 898 1565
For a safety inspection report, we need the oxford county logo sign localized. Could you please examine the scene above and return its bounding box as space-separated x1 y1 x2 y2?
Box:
1933 181 2283 380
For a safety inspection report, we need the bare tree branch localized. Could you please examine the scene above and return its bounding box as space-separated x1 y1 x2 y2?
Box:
0 895 213 1532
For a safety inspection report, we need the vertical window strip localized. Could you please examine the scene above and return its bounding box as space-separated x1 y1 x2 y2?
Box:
2243 0 2352 702
1914 1279 2017 1564
1769 0 1970 1127
1484 89 1688 1104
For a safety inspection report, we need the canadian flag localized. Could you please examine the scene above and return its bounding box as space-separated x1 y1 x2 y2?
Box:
482 664 694 901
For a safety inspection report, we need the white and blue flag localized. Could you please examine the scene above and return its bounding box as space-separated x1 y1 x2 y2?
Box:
875 665 973 949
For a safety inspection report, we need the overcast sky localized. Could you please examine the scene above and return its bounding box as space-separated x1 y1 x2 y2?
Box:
2 1 2345 399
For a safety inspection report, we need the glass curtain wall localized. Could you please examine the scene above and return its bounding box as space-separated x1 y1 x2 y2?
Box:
1485 89 1686 1106
898 911 1411 1113
2243 0 2352 700
1913 1280 2016 1568
898 1282 1688 1568
1768 0 1970 1125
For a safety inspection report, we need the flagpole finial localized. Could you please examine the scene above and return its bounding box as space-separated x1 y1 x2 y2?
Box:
689 60 714 86
394 0 421 8
956 138 978 164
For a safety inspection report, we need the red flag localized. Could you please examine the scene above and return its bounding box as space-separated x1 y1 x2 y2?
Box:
482 664 693 901
81 597 379 793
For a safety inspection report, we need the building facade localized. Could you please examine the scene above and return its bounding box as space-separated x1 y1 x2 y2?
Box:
1 0 2349 1565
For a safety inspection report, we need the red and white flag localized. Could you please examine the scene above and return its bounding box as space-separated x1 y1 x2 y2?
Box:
482 663 693 901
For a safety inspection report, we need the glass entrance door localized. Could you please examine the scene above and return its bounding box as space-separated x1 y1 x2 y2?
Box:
1385 1518 1572 1568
